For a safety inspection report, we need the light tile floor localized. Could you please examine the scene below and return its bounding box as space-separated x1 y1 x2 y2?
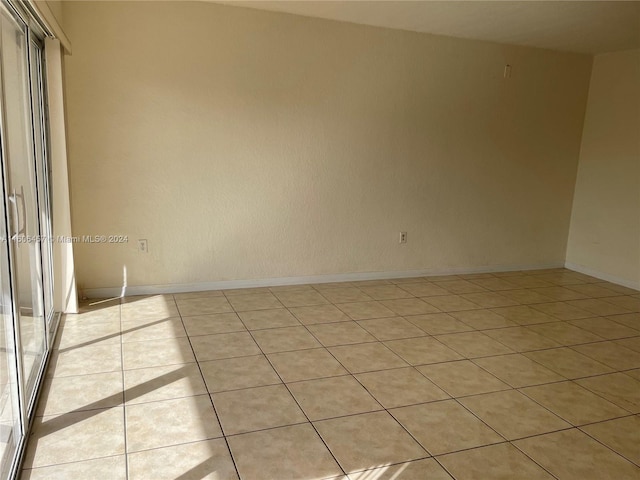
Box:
21 268 640 479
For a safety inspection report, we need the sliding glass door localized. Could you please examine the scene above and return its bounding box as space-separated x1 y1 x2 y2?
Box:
0 1 56 478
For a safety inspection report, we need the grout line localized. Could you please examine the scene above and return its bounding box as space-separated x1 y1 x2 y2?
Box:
172 295 243 480
117 298 129 480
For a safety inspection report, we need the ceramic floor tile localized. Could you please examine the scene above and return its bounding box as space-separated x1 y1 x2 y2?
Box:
307 321 377 346
315 411 427 474
356 317 426 340
616 336 640 353
596 283 639 295
288 375 382 420
381 298 441 316
191 332 261 361
226 293 283 312
127 438 238 480
336 301 396 320
289 304 351 325
37 371 123 416
473 353 565 388
358 285 414 300
123 363 208 405
514 429 640 480
422 295 480 312
438 443 555 480
527 321 604 346
605 295 640 312
435 332 514 358
176 296 234 316
572 341 640 370
21 456 127 480
227 424 342 480
390 277 430 284
390 400 503 455
53 319 120 349
121 295 180 321
182 312 247 336
62 305 119 325
625 368 640 381
498 289 555 305
576 373 640 413
267 348 348 382
567 299 631 316
26 271 640 480
319 287 373 303
406 312 473 335
521 381 629 425
418 360 510 397
122 337 195 370
531 286 589 301
125 395 222 452
459 390 570 439
47 344 122 378
491 305 556 325
236 308 300 330
347 458 452 480
274 290 330 307
581 416 640 465
532 302 592 321
607 313 640 330
566 284 622 298
461 292 519 308
121 317 186 343
568 317 638 340
355 367 449 409
438 279 488 294
23 408 125 468
173 290 224 300
429 274 464 282
251 326 321 353
399 282 450 297
200 355 281 392
212 384 306 435
329 343 408 373
469 278 520 291
483 326 561 352
524 347 614 379
385 337 462 365
451 309 518 330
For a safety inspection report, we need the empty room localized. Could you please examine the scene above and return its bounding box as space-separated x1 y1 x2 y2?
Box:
0 0 639 479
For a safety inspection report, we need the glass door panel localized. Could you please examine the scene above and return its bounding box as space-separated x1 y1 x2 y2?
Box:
0 3 45 411
29 38 53 330
0 239 19 480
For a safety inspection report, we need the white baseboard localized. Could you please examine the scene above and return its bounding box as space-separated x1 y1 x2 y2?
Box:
564 262 640 291
81 262 564 299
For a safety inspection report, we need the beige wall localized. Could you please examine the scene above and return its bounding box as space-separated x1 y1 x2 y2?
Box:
566 49 640 288
62 1 592 292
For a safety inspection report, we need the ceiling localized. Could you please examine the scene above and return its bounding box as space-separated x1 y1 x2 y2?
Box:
219 1 640 54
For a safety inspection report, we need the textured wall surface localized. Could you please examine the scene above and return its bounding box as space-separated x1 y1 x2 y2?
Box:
567 49 640 287
62 1 592 290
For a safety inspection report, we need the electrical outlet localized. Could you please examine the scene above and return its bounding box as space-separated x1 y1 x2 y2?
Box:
138 239 148 253
399 232 407 244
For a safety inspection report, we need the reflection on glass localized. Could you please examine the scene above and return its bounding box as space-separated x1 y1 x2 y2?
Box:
0 5 45 414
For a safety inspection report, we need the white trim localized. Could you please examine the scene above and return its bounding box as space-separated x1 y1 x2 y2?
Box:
564 262 640 290
82 262 564 298
26 1 72 53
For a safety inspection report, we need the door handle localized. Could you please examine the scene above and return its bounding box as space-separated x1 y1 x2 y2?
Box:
9 186 26 240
